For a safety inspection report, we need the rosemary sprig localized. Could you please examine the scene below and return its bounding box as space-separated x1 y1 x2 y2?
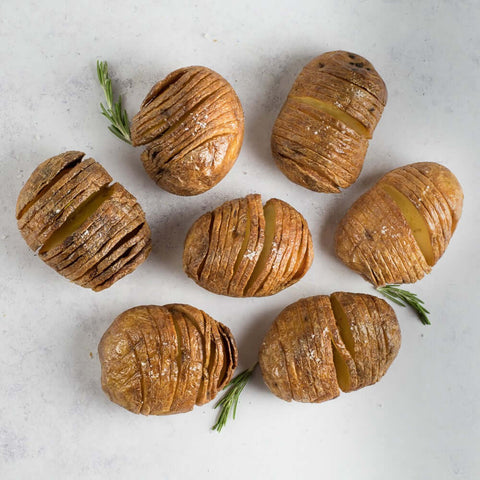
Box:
96 60 132 144
377 284 430 325
212 363 258 432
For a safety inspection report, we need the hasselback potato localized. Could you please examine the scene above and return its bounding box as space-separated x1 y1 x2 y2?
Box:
99 304 238 415
131 66 244 196
259 293 401 403
183 194 313 297
335 162 463 286
272 51 387 193
16 151 151 291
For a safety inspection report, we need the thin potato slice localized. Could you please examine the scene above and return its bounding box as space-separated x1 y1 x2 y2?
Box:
228 194 265 296
244 200 284 296
182 212 212 281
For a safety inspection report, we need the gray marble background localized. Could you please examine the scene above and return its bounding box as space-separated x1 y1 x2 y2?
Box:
1 0 479 478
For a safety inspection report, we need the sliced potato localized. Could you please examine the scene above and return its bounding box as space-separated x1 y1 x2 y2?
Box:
16 152 151 291
98 304 238 415
183 194 313 297
335 162 463 286
131 66 244 196
259 292 401 403
272 51 387 193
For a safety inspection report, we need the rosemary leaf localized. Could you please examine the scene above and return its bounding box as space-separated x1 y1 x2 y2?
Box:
212 363 258 432
96 60 132 144
377 284 430 325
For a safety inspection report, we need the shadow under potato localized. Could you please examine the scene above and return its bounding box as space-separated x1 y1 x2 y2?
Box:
68 304 123 413
244 52 322 171
233 302 285 394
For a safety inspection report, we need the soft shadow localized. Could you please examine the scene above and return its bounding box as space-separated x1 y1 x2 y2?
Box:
67 303 123 414
147 198 219 277
245 52 320 171
234 302 285 393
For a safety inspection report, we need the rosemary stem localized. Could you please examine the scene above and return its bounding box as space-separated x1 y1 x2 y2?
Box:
377 284 430 325
212 362 258 432
96 60 132 145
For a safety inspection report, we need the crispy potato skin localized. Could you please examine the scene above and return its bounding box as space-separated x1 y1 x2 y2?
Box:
16 152 151 291
271 51 387 193
98 304 238 415
259 293 400 403
131 66 244 196
183 194 313 297
335 162 463 286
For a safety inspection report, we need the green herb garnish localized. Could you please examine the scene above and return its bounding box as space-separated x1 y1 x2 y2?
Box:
212 363 258 432
377 284 430 325
96 60 131 144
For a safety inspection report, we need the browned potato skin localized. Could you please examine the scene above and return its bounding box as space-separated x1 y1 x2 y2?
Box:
131 66 244 196
16 152 151 291
98 304 238 415
183 194 314 297
330 292 401 389
335 162 463 286
272 51 387 193
258 293 400 403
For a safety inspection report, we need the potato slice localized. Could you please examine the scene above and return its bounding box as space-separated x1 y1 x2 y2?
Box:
99 304 238 415
244 199 283 296
182 211 212 282
228 194 265 296
169 309 197 414
131 66 244 196
336 162 463 286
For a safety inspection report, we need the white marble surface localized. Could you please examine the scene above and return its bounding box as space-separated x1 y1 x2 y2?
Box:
1 1 479 478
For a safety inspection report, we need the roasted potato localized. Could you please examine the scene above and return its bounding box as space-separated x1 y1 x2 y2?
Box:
98 304 238 415
259 293 401 403
16 151 151 291
183 194 314 297
335 162 463 286
272 51 387 193
131 66 244 196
